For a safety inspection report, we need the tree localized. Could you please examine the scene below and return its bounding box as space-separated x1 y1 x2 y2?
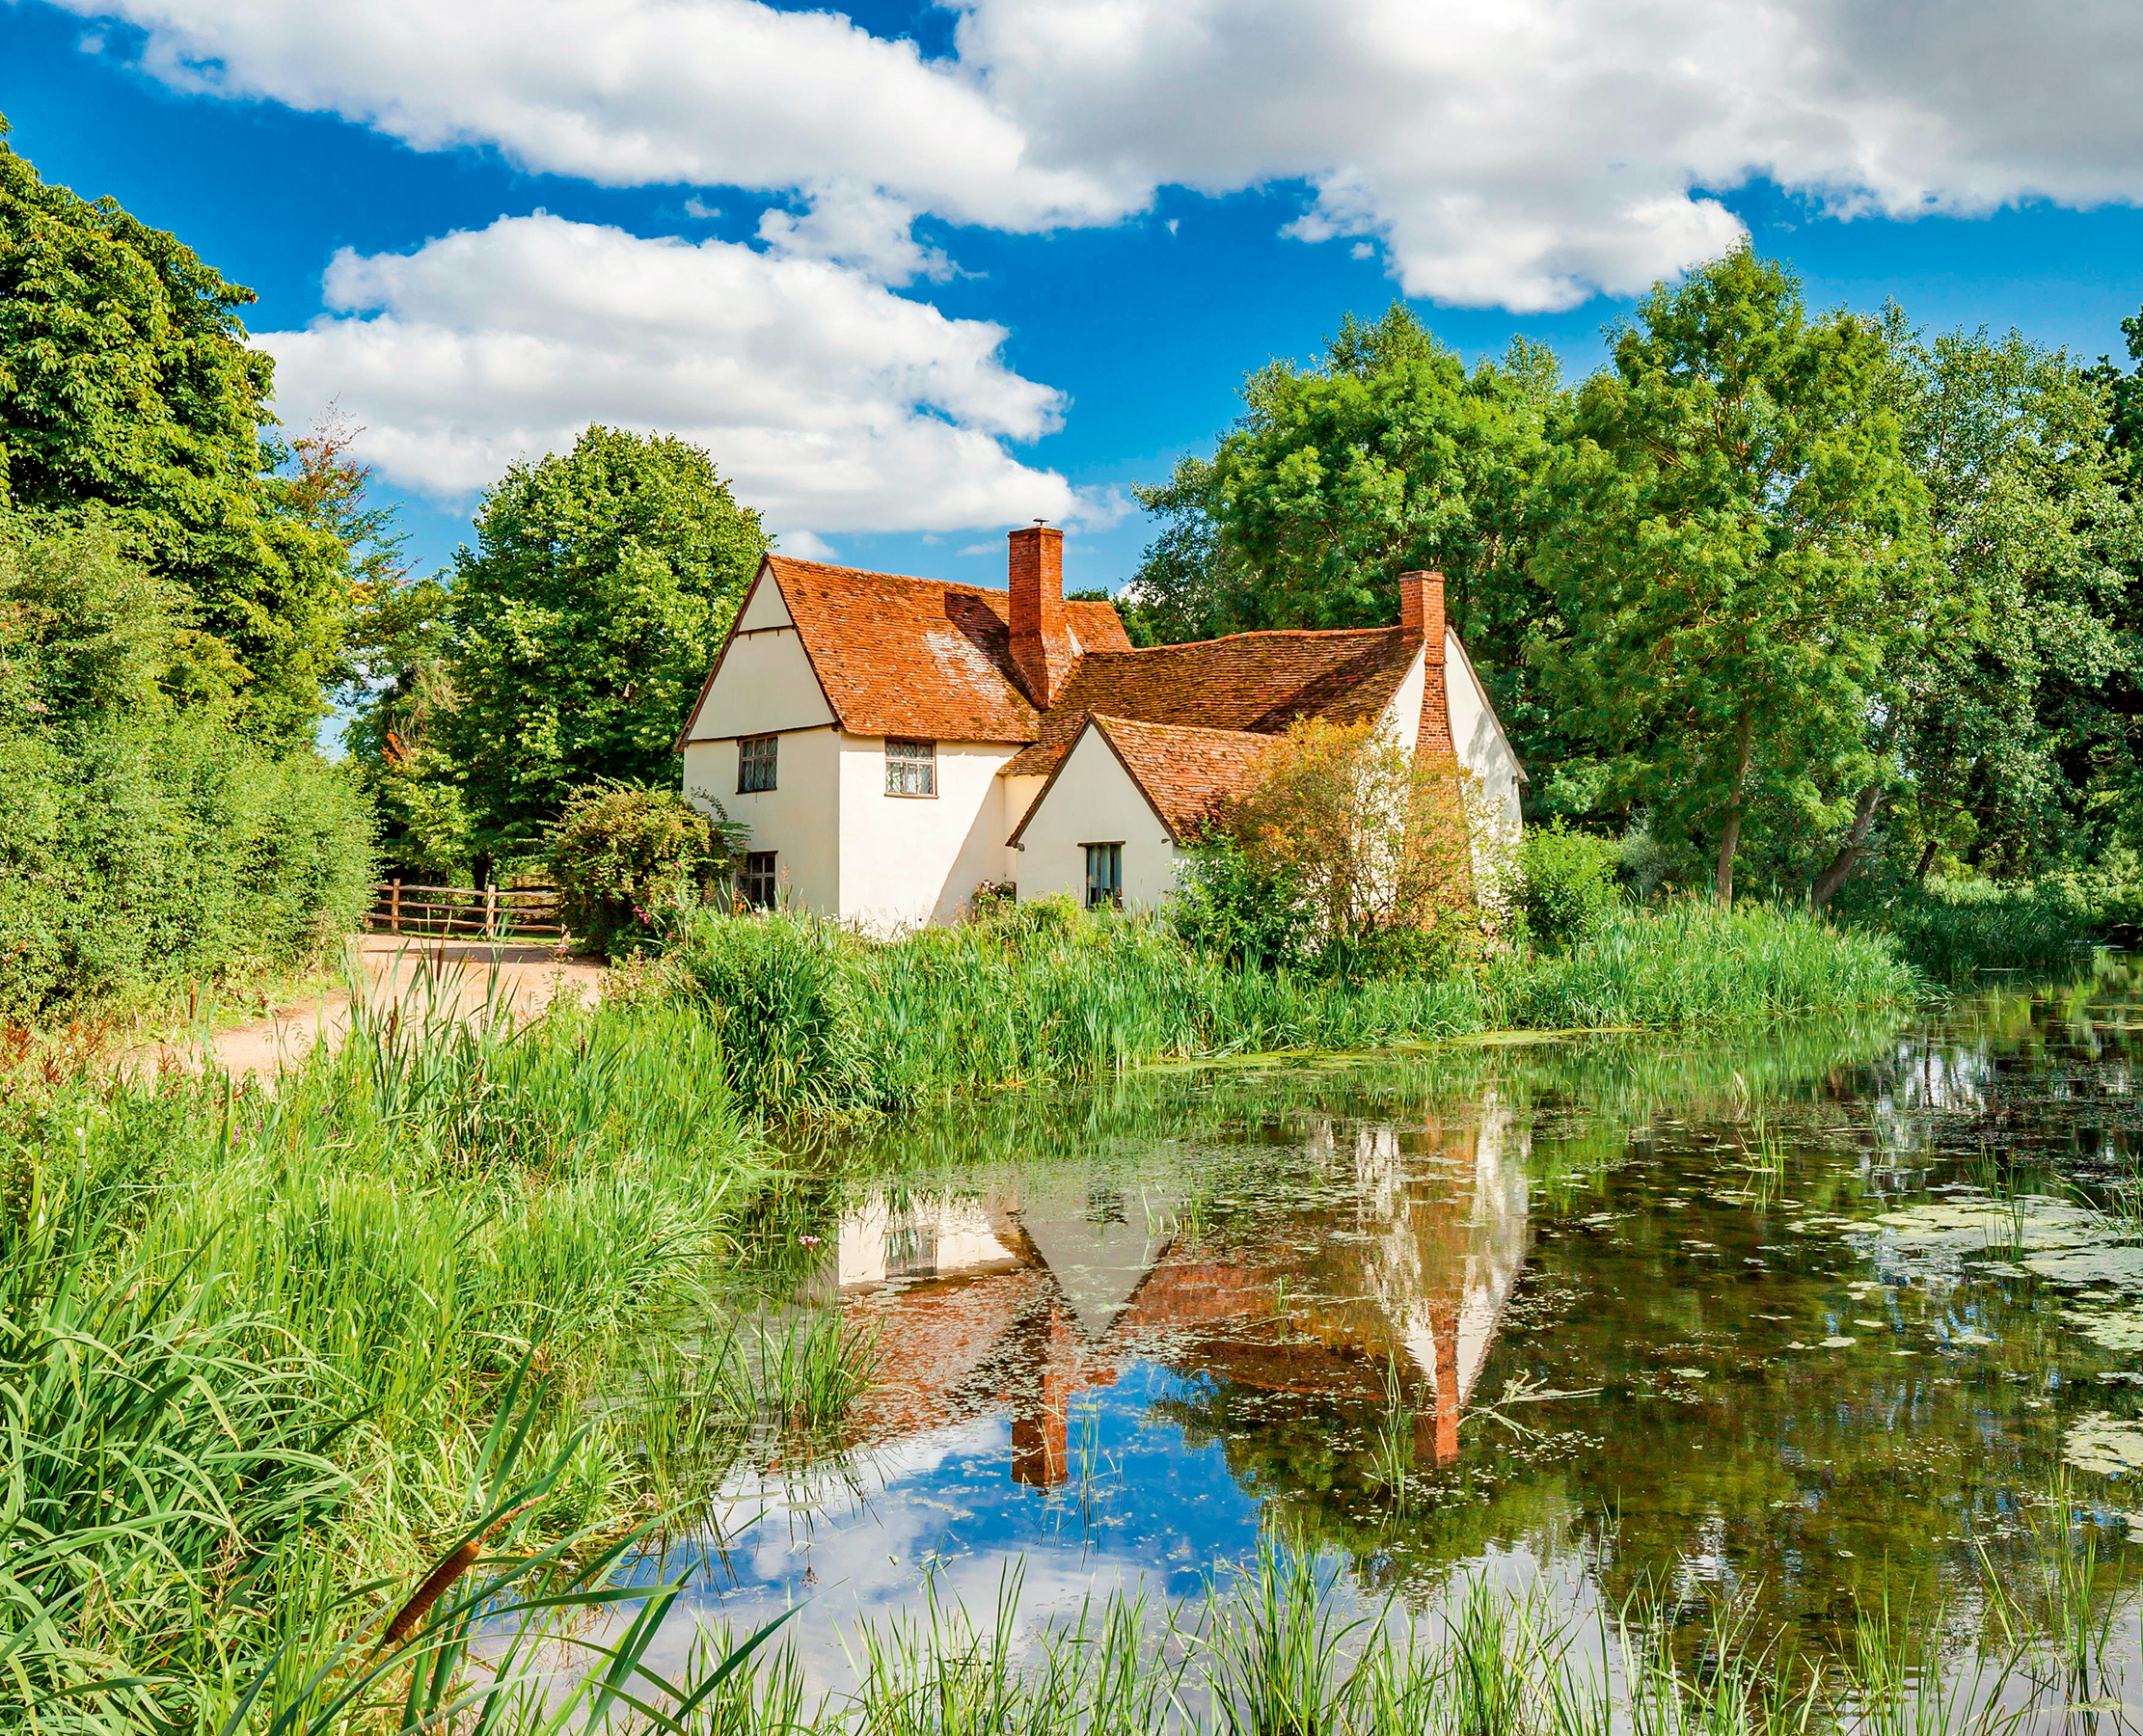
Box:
1880 318 2138 883
1526 248 1930 906
1125 304 1561 753
1215 717 1497 969
0 116 352 742
437 425 772 869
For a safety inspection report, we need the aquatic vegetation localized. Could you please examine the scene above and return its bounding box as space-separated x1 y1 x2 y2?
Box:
671 901 1921 1123
1845 876 2106 982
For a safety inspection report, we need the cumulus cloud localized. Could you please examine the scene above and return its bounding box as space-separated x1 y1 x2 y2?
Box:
258 214 1081 533
55 0 2143 310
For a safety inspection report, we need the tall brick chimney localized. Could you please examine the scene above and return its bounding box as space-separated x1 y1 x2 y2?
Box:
1398 570 1453 756
1009 524 1072 707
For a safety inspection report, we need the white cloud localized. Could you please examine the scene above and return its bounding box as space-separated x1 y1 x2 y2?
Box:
55 0 2143 311
258 213 1079 533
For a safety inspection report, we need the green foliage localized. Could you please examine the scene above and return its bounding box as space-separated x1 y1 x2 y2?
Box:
1168 834 1313 970
1841 875 2107 981
0 116 354 742
0 509 373 1021
670 901 1918 1125
1527 247 1931 906
1884 316 2140 878
1126 306 1556 666
548 782 747 959
1516 822 1623 948
427 425 771 864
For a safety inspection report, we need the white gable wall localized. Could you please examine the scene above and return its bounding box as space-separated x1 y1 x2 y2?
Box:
1375 639 1429 754
1014 729 1180 909
1446 632 1524 836
684 588 835 741
839 738 1022 934
683 724 842 914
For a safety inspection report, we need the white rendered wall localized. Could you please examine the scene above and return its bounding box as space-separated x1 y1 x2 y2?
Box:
682 724 841 914
838 737 1022 932
1446 632 1524 837
1000 773 1044 884
1013 730 1180 909
683 567 835 743
1376 640 1429 754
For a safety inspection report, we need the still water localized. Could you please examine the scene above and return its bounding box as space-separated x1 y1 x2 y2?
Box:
641 961 2140 1683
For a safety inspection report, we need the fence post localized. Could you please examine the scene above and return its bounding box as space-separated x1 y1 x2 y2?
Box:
484 883 498 938
389 882 401 936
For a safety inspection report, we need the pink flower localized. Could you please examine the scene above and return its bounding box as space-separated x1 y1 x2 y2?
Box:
799 1234 822 1246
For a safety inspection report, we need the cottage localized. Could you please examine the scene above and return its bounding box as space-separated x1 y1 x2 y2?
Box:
677 525 1524 929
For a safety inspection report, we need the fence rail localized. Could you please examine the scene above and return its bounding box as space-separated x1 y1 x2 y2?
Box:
366 882 567 940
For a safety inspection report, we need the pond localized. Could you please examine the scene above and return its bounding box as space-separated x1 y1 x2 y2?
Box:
635 958 2141 1700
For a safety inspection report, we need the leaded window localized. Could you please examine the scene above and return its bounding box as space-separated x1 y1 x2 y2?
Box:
742 852 777 909
738 734 778 793
886 738 936 797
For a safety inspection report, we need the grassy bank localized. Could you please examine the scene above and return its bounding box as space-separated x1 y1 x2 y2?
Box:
673 900 1922 1123
1844 874 2126 981
0 985 818 1734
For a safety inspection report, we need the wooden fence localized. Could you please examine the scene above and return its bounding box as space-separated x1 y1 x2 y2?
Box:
366 882 567 941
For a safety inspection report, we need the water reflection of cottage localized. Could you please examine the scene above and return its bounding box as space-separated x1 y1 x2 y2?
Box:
817 1099 1528 1486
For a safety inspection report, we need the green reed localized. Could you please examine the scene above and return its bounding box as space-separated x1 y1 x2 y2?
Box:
675 1530 2108 1736
672 902 1922 1125
0 978 822 1733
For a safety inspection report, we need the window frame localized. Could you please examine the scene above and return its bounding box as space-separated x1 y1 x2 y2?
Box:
741 851 778 909
884 737 937 798
1082 841 1124 909
737 733 778 794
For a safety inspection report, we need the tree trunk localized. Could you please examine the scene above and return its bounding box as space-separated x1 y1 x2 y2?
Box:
1714 713 1755 908
1809 781 1885 913
1912 836 1940 883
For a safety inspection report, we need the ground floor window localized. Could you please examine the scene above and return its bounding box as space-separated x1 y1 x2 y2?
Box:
742 851 777 909
1084 842 1123 909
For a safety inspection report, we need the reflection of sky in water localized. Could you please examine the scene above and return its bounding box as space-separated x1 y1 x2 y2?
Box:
632 1377 1268 1684
618 967 2143 1687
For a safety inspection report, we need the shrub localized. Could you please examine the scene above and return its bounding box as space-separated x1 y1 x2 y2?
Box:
0 510 376 1022
1168 834 1313 970
548 782 746 958
1516 822 1623 949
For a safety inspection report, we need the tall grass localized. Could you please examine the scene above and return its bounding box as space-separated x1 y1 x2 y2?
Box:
672 901 1921 1124
665 1533 2089 1736
1848 878 2103 982
0 980 858 1733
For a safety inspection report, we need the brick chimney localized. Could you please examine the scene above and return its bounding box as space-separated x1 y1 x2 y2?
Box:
1009 524 1072 707
1398 570 1453 756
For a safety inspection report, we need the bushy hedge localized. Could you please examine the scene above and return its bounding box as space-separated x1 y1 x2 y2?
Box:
0 510 374 1022
1515 821 1624 948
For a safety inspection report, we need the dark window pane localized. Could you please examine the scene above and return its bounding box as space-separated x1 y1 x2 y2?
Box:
742 851 777 909
739 735 778 793
886 738 936 797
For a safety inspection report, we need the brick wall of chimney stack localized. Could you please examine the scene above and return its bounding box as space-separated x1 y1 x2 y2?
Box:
1009 526 1072 707
1398 570 1453 756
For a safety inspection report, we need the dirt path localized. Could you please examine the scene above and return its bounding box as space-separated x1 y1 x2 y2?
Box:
141 934 608 1086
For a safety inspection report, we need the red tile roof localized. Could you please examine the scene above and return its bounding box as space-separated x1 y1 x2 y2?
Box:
744 556 1129 742
1021 714 1274 845
681 556 1424 759
1000 627 1422 778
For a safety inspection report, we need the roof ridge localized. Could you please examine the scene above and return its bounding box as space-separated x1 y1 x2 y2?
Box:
1089 712 1276 744
1087 624 1410 654
771 554 1010 596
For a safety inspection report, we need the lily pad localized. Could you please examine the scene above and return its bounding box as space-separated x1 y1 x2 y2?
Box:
2065 1412 2143 1478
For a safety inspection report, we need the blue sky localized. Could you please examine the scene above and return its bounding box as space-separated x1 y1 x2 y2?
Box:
8 0 2143 598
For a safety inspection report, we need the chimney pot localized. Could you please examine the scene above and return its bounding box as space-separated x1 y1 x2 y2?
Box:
1009 525 1072 707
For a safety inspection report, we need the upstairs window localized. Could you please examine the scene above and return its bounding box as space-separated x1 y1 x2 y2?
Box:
886 738 936 797
741 852 777 909
738 734 777 793
1084 842 1123 909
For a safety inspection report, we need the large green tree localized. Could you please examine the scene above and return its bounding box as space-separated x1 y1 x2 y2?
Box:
1127 306 1557 664
1881 319 2138 882
429 424 771 869
0 116 351 742
1525 248 1930 906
